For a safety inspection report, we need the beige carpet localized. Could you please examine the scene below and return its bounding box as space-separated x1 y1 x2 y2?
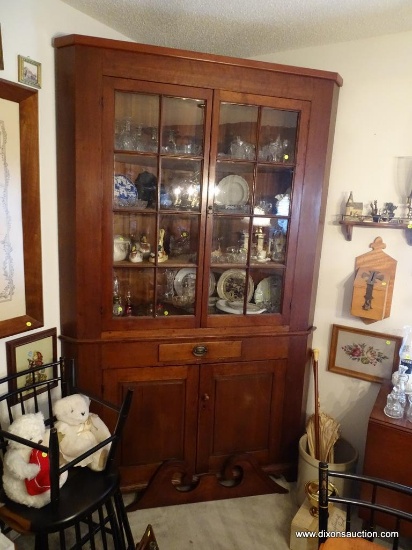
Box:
10 478 296 549
126 478 296 549
9 478 410 549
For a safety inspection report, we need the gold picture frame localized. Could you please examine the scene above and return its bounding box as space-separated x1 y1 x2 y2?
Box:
328 324 402 383
18 55 41 89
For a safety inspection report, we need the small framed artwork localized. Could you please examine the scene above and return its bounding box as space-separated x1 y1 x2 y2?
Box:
328 324 402 383
18 55 41 89
6 328 57 399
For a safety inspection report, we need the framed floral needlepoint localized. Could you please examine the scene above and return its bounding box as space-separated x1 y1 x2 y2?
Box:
328 324 402 383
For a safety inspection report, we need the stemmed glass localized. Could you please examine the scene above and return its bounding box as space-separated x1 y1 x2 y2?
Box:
119 118 135 150
164 269 176 301
134 123 146 151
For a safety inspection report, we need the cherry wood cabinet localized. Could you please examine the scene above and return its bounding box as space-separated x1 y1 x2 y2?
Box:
54 34 341 504
362 381 412 535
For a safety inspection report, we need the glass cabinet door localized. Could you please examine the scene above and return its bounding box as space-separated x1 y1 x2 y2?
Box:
206 93 306 322
108 82 211 324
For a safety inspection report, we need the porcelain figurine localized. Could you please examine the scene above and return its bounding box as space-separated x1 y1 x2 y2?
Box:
149 228 168 263
129 242 143 263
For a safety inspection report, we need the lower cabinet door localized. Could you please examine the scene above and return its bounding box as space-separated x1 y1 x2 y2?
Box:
103 359 287 490
196 359 287 473
103 365 199 490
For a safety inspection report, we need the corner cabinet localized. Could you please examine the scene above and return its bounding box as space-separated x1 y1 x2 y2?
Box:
54 34 341 505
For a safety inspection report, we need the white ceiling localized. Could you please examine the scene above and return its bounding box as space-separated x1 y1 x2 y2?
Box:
61 0 412 58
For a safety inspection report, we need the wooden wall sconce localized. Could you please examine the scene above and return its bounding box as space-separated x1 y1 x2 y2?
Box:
351 237 397 323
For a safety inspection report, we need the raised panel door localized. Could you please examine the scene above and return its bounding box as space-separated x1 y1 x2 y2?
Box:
103 365 199 490
197 359 287 473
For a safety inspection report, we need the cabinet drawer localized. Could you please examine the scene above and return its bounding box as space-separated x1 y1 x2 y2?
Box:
101 335 289 368
159 341 242 362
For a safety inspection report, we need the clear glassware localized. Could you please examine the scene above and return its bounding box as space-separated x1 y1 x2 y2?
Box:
400 325 412 373
263 135 283 162
182 273 196 304
112 273 123 316
164 130 177 154
114 119 123 149
282 139 291 162
134 123 146 152
397 375 407 410
148 127 159 152
124 289 133 316
384 387 404 418
407 394 412 422
119 118 135 150
113 272 120 295
164 269 176 301
229 136 248 159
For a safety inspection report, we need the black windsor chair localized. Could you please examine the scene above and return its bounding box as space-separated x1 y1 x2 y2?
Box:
0 358 135 549
318 461 412 550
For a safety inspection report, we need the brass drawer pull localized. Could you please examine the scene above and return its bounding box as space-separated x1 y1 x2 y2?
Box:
192 345 208 357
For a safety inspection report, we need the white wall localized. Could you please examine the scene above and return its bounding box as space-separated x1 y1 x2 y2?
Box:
1 0 411 468
0 1 128 371
255 33 412 466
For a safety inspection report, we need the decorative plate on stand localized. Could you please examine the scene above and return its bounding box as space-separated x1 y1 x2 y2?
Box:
216 269 254 302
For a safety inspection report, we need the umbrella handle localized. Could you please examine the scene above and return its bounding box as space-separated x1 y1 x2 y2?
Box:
312 348 320 460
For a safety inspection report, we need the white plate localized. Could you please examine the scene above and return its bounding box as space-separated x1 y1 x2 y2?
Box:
216 299 266 315
225 300 245 310
216 269 254 302
225 300 265 313
174 269 216 297
254 275 283 312
215 175 249 206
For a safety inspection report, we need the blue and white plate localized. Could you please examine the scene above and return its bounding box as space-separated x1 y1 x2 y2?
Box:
114 174 138 206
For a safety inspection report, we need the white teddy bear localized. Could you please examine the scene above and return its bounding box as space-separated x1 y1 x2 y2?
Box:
2 412 68 508
53 393 111 472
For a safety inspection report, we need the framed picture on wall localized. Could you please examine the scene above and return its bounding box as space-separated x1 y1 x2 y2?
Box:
18 55 41 89
328 324 402 383
0 78 43 338
6 328 57 400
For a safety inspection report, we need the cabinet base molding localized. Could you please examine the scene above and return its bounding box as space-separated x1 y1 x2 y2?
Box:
127 453 288 510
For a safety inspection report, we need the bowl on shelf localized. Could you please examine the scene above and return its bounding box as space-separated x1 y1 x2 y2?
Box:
172 295 193 308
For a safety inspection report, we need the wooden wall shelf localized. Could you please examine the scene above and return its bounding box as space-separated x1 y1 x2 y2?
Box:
339 217 412 245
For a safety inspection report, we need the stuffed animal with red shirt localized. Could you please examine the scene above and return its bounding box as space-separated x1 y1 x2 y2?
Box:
2 412 68 508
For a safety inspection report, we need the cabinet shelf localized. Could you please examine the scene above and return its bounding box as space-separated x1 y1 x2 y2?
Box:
339 216 412 245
